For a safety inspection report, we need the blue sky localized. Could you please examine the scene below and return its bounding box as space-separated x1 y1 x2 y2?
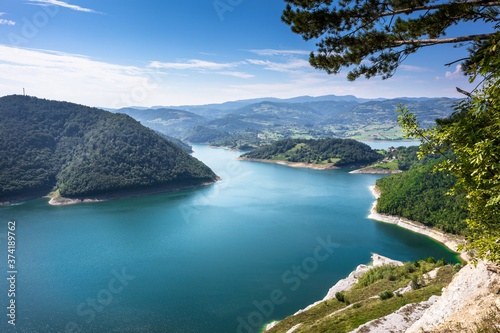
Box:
0 0 494 108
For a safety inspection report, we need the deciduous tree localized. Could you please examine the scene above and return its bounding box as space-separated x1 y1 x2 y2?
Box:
398 33 500 261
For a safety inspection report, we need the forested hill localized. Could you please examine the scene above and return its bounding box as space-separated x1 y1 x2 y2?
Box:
375 158 470 235
155 132 193 153
0 95 218 202
240 138 380 167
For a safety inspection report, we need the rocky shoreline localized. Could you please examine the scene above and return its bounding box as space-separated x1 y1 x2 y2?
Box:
265 255 498 333
368 185 469 263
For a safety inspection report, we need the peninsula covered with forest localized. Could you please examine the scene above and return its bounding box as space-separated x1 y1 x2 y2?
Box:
238 138 381 168
0 95 218 204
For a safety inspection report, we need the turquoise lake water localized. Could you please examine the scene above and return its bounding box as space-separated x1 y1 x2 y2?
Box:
0 144 458 333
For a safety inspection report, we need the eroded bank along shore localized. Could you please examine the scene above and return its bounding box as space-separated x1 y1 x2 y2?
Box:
238 157 408 173
368 185 469 263
46 179 220 206
237 157 339 170
349 167 402 174
207 145 242 152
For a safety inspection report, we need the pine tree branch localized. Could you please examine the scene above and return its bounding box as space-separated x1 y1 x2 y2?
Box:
457 87 473 98
377 0 500 17
445 58 469 66
394 34 493 45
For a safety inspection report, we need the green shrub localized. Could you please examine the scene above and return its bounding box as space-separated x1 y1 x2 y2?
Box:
404 261 416 273
436 258 446 267
353 302 362 309
379 290 394 300
411 276 420 290
335 291 345 303
357 264 402 287
426 257 436 264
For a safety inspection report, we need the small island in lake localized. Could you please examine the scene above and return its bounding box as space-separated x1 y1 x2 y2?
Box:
238 138 381 169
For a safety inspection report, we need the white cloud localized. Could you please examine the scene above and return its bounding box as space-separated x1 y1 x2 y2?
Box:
25 0 101 14
0 45 162 108
247 49 310 56
149 60 254 79
148 59 239 70
0 13 15 25
246 58 310 73
0 19 16 25
434 64 464 80
216 71 254 79
399 65 430 72
445 64 463 79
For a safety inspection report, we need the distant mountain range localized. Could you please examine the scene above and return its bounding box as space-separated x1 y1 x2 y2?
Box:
148 94 441 112
111 94 459 149
105 94 436 114
159 94 380 114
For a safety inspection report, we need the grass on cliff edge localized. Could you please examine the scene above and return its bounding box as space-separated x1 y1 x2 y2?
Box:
264 259 460 333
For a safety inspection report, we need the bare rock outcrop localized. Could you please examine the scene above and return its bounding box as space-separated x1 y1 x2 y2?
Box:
349 296 440 333
406 261 500 332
